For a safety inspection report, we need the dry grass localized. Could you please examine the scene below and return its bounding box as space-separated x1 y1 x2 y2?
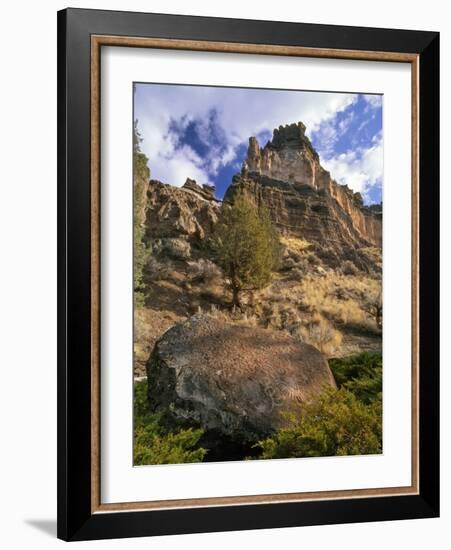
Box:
253 270 381 345
136 234 382 370
360 247 383 272
280 235 312 253
280 236 319 270
187 258 223 284
291 272 378 326
197 304 259 328
293 314 343 356
341 259 358 276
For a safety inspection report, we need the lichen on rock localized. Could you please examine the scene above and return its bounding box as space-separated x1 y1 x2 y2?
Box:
146 313 336 441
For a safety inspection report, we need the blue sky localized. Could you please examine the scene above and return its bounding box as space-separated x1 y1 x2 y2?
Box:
134 84 383 204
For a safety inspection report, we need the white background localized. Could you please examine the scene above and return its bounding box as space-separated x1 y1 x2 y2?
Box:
0 0 449 548
102 47 412 503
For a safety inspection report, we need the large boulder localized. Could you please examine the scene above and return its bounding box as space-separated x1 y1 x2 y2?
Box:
146 314 336 441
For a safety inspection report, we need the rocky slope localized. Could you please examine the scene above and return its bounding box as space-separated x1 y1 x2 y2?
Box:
134 118 383 463
134 120 383 380
134 178 222 376
225 122 382 252
140 176 220 266
145 177 220 243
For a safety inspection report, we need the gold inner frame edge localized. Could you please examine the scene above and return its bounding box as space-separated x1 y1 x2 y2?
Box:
90 35 420 514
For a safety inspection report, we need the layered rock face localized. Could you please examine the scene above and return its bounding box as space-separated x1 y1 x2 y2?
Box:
142 122 382 254
142 178 221 262
145 178 220 241
146 314 336 441
227 122 382 249
244 122 320 186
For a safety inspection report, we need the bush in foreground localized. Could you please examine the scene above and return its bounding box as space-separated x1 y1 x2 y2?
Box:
255 387 382 459
134 380 207 465
134 353 383 463
329 352 382 405
254 353 383 459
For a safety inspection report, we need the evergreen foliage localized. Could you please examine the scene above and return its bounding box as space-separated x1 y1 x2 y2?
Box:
255 387 382 459
211 196 280 306
133 120 150 306
254 352 383 459
329 352 382 405
134 380 207 465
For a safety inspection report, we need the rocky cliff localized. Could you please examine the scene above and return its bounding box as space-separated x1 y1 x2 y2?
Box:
142 122 382 255
134 120 383 377
225 122 382 250
145 178 220 242
141 177 220 264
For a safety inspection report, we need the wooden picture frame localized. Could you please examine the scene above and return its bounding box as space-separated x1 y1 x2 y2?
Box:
57 7 439 541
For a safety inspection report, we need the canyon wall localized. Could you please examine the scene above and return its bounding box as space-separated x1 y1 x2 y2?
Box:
228 122 382 249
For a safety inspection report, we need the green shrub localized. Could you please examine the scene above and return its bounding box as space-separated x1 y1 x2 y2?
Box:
329 352 382 404
255 387 382 459
134 380 207 465
134 424 207 465
254 353 383 460
133 120 151 306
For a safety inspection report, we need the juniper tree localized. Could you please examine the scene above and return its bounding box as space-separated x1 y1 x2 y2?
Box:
212 196 280 307
133 120 150 305
256 387 382 459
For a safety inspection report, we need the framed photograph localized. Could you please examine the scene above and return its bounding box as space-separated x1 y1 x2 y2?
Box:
57 8 439 541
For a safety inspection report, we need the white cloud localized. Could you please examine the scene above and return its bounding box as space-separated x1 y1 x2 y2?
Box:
209 145 236 175
157 150 212 186
311 120 338 157
338 110 356 133
363 94 383 109
135 85 358 187
321 132 383 202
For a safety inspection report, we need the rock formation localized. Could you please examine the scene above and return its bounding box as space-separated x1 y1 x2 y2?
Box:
144 178 220 242
142 177 220 262
227 122 382 250
141 123 382 258
182 178 216 201
146 314 336 441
